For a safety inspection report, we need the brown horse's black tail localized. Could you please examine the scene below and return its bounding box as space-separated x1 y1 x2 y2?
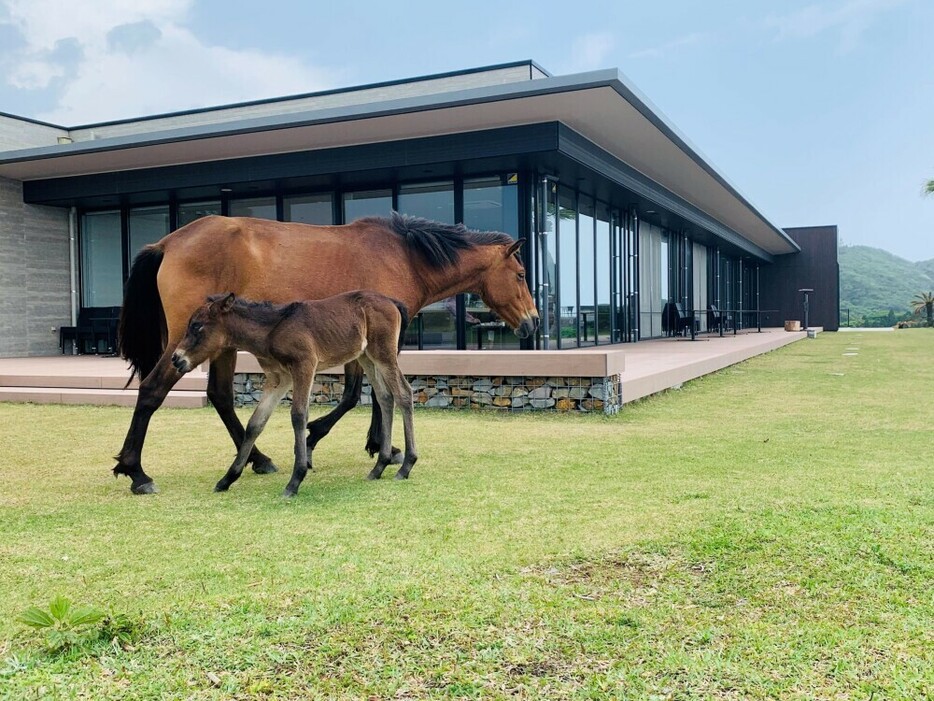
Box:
118 246 167 386
392 299 410 353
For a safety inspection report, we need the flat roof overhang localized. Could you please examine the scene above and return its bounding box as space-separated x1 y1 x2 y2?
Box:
0 70 799 256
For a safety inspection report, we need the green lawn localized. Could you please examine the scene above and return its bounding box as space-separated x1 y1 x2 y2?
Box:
1 330 931 700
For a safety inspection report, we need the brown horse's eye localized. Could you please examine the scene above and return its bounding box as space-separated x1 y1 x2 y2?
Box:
517 272 526 282
190 322 203 334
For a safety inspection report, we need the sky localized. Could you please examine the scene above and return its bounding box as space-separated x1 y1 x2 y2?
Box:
1 0 932 261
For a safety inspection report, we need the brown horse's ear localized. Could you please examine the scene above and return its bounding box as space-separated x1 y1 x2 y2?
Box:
506 238 525 259
220 292 236 312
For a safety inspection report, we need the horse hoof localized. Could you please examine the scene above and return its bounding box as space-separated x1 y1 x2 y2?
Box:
251 458 278 474
366 470 383 481
394 470 410 480
282 487 298 498
214 483 229 493
131 481 159 495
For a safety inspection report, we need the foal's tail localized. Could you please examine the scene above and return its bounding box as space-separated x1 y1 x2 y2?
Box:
391 299 410 354
118 245 167 386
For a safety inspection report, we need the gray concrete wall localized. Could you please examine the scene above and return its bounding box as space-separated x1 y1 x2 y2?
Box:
0 114 68 152
0 176 71 357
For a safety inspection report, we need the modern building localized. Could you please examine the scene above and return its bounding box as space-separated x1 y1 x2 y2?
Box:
0 60 838 362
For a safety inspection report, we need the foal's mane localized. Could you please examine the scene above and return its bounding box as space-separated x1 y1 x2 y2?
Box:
207 294 301 326
359 211 513 268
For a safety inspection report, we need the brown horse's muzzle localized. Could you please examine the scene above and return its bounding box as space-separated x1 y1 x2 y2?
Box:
515 316 540 339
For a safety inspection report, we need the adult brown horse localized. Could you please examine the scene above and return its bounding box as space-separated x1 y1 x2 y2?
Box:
115 212 539 494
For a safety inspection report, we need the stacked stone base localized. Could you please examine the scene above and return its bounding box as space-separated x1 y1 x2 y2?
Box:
233 373 621 414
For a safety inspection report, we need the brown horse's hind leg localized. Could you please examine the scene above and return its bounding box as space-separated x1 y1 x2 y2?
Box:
306 361 402 464
114 352 183 494
207 349 279 474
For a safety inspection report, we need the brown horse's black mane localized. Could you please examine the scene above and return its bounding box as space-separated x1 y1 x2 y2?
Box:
360 211 513 268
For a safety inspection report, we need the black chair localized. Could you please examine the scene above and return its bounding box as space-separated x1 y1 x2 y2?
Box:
662 302 696 339
706 304 729 335
59 309 94 354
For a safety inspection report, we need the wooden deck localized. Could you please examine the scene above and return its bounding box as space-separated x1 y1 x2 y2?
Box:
0 327 810 408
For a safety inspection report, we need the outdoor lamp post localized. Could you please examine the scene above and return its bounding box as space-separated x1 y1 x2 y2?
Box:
799 288 814 330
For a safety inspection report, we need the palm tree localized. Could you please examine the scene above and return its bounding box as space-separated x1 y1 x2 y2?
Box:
912 291 934 327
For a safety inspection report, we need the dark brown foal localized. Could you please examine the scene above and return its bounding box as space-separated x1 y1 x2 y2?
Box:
171 291 417 497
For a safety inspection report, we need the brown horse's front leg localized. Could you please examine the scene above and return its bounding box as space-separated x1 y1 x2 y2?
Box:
207 349 279 474
114 352 182 494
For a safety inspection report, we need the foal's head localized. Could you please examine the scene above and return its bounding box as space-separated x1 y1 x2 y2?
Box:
171 293 237 373
478 239 540 339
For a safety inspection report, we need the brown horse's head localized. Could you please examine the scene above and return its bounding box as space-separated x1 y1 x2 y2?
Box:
478 239 540 339
171 293 236 373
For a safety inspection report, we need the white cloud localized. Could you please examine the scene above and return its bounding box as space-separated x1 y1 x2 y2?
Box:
0 0 334 124
765 0 906 53
628 32 707 60
566 32 616 73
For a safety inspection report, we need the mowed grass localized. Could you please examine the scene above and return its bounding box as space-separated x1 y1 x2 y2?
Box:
0 330 931 700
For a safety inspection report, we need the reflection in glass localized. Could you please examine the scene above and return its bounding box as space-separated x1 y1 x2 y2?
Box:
578 197 595 346
81 211 123 307
398 181 454 224
463 175 518 235
463 176 521 349
557 187 578 348
596 204 612 343
229 197 276 220
128 206 170 264
541 181 558 348
177 201 221 229
343 189 392 222
284 193 333 225
692 242 708 332
399 182 456 349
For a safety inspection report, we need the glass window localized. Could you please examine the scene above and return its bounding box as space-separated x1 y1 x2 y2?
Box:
177 201 221 229
463 175 518 235
639 222 663 338
128 206 169 265
578 197 595 346
693 242 708 332
284 193 333 225
541 181 558 349
343 189 392 222
398 181 454 223
229 197 276 220
398 182 456 349
81 211 123 307
557 187 578 348
596 203 612 343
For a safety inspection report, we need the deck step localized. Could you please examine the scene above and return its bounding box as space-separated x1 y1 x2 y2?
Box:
0 386 208 408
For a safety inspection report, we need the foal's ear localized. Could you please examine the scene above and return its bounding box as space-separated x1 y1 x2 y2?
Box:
505 238 525 259
220 292 236 312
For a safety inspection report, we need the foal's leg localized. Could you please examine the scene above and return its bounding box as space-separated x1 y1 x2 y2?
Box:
114 350 183 494
284 366 315 498
214 375 292 492
207 349 279 474
360 358 395 481
387 368 418 480
305 361 403 464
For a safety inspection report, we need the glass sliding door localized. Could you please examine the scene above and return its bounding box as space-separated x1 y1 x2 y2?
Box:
692 242 709 332
128 206 169 264
596 203 612 343
463 175 520 349
81 211 123 308
557 187 578 348
578 196 596 346
177 201 221 229
284 193 333 225
229 197 276 220
343 189 392 222
399 182 456 349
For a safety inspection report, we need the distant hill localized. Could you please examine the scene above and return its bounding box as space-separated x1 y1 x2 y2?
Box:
839 245 934 325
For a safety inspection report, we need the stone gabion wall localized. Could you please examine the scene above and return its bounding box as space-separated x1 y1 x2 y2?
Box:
233 373 622 414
